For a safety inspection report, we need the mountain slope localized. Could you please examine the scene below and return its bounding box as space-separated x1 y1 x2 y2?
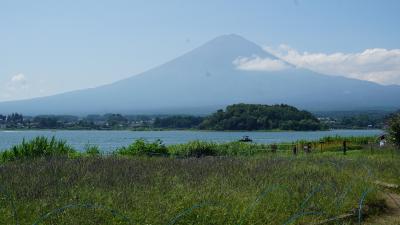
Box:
1 34 400 115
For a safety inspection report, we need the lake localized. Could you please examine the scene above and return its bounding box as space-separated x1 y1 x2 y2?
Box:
0 129 383 152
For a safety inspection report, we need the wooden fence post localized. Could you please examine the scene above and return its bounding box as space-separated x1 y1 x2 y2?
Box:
271 144 277 153
370 141 373 154
319 141 324 153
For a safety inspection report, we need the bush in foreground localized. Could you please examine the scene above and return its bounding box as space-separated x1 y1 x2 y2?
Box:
0 136 76 162
387 112 400 150
115 139 168 156
168 141 271 157
84 144 102 156
168 141 218 157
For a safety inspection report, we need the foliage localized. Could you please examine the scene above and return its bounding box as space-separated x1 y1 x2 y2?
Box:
318 135 376 145
6 113 24 123
33 116 60 129
127 135 378 157
0 112 157 130
154 115 204 129
0 136 76 162
0 113 24 128
340 114 384 128
387 112 400 149
1 108 392 130
199 103 324 131
0 135 380 163
316 110 391 129
115 139 168 156
105 114 128 127
168 141 218 157
168 141 270 157
84 144 102 156
76 120 98 129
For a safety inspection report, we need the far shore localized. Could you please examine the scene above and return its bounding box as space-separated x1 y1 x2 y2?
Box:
0 128 383 132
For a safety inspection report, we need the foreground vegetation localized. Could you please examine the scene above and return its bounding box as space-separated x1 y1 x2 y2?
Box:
0 137 399 224
0 135 378 162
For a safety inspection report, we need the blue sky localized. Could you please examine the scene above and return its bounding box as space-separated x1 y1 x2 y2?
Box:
1 0 400 101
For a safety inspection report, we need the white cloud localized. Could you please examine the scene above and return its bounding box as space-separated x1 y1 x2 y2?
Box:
264 45 400 85
7 73 28 91
233 45 400 85
11 73 27 83
233 56 290 72
0 74 51 102
0 74 30 100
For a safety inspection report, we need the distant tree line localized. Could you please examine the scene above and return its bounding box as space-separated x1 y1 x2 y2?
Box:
387 111 400 150
2 104 396 131
153 116 203 129
339 115 385 128
316 110 392 129
0 113 24 128
0 113 155 130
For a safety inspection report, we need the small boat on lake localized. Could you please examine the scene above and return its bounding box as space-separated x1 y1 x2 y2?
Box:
239 136 252 142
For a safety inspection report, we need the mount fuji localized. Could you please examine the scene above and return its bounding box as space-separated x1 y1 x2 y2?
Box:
1 34 400 115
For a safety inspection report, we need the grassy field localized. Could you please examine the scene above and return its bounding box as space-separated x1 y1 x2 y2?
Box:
0 138 399 224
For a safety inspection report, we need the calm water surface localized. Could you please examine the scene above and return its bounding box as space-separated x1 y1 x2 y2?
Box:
0 129 383 152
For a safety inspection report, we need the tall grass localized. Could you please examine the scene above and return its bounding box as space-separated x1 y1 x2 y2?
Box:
0 136 76 162
168 141 271 157
115 139 168 156
0 136 398 224
318 135 376 145
1 153 397 224
84 144 102 156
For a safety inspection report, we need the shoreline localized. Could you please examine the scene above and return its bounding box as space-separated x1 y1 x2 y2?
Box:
0 128 383 132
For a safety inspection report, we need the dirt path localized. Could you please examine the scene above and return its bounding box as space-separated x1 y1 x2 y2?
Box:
364 191 400 225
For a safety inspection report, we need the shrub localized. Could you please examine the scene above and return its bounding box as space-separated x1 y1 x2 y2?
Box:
319 136 375 145
115 139 168 156
217 142 268 156
84 144 102 156
387 113 400 150
168 141 218 157
168 141 268 157
0 136 76 162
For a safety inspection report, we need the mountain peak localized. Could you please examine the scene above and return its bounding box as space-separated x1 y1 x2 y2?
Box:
212 33 250 42
204 33 262 51
176 34 273 67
